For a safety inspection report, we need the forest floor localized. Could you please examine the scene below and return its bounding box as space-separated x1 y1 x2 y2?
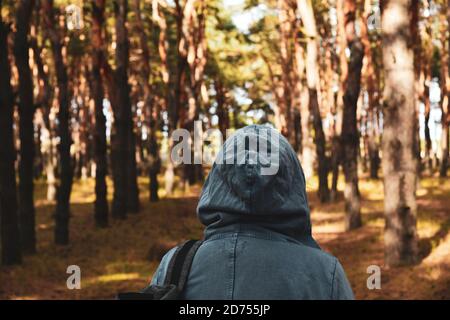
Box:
0 174 449 299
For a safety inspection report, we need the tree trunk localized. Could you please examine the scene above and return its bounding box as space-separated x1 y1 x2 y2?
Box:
277 0 295 145
182 0 207 187
45 143 57 201
43 0 73 245
330 136 341 201
0 6 22 265
127 118 140 212
95 4 122 219
331 0 348 201
423 69 433 171
295 43 315 179
91 0 109 227
311 89 330 203
439 1 449 177
111 0 139 217
293 109 301 153
339 0 363 230
361 0 380 179
262 53 288 134
441 111 449 177
134 0 160 202
215 80 229 138
381 0 419 267
297 0 330 202
148 132 160 202
153 0 173 196
14 0 36 254
30 22 56 200
410 0 423 176
367 122 380 179
118 0 139 213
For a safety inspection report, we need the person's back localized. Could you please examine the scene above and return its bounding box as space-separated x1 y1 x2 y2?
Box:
150 125 354 300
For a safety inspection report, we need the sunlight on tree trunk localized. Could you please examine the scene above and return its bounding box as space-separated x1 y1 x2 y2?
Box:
381 0 419 267
439 1 449 177
134 0 160 202
297 0 330 202
361 0 380 180
340 0 363 230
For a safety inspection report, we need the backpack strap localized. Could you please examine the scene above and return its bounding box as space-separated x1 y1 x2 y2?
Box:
116 240 202 300
164 239 203 294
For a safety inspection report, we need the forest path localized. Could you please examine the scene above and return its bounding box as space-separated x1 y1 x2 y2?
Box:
0 176 449 299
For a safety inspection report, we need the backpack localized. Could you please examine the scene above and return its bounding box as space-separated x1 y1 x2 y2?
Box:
117 240 203 300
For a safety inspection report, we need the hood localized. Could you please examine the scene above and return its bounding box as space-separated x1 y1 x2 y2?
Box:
197 124 319 249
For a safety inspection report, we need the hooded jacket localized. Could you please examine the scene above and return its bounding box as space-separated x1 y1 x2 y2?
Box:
150 125 354 299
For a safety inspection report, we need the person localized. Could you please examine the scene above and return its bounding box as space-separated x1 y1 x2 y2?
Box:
149 124 354 299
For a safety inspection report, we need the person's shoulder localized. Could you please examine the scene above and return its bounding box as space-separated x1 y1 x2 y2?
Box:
161 246 177 261
158 245 179 271
291 241 339 268
150 246 178 286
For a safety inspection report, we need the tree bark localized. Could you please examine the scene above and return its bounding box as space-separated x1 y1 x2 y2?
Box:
153 0 176 196
277 0 295 146
181 0 206 187
340 0 363 230
173 0 186 137
297 0 330 202
292 8 314 180
111 0 139 217
420 5 434 172
361 0 380 179
127 115 140 212
14 0 36 254
410 0 422 175
215 80 229 138
134 0 160 202
331 0 348 201
262 53 288 141
423 67 432 171
42 0 73 245
91 0 109 227
121 0 139 213
0 4 22 265
439 1 449 177
30 22 57 201
381 0 419 267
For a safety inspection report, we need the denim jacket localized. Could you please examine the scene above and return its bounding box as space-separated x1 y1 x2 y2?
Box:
150 125 354 300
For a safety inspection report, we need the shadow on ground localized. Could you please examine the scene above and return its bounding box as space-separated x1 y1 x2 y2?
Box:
0 176 449 299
